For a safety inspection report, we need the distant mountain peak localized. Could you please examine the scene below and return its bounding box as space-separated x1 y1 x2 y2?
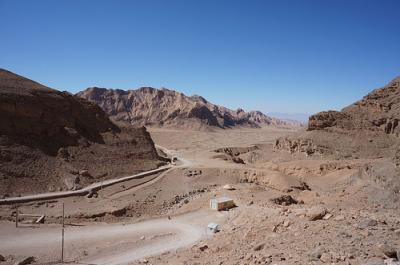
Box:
77 87 299 130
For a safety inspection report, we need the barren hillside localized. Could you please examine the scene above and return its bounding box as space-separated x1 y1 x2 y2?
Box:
77 87 296 130
308 77 400 133
275 77 400 192
0 69 164 196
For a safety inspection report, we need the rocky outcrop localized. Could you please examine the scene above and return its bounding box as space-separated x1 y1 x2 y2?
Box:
0 69 119 155
275 137 326 156
77 87 293 130
0 69 163 196
276 76 400 160
308 111 352 131
308 77 400 134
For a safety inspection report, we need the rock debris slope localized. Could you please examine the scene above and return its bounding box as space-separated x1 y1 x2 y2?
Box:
275 76 400 203
0 69 164 196
308 76 400 133
77 87 296 130
275 76 400 157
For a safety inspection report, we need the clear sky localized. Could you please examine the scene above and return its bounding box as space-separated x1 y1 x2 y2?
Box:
1 0 399 115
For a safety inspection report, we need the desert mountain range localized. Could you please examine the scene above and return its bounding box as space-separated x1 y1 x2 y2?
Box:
77 87 301 130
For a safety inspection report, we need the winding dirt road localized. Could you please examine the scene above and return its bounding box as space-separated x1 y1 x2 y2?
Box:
0 210 224 265
0 145 223 265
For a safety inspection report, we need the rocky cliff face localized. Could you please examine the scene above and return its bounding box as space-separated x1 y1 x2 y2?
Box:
275 76 400 160
0 69 163 196
308 77 400 134
77 87 293 130
0 69 119 155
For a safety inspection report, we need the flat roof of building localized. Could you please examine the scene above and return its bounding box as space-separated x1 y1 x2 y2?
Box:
210 197 233 203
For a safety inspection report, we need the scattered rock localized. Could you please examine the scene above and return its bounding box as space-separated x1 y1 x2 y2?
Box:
358 218 378 229
0 255 5 262
271 195 298 206
110 207 127 217
223 184 235 190
291 181 311 191
378 243 397 259
309 247 324 261
13 256 35 265
253 243 265 251
79 170 92 178
323 213 333 220
283 220 290 227
307 207 327 221
199 244 208 251
320 252 331 263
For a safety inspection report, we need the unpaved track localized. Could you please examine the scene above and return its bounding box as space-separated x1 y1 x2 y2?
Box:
0 210 223 265
0 145 223 265
0 145 185 205
0 165 171 205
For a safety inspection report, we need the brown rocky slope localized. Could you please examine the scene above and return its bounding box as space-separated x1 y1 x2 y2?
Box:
275 77 400 199
308 77 400 133
275 77 400 157
0 69 164 196
77 87 295 130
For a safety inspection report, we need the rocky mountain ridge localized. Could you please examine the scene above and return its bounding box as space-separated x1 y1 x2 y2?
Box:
77 87 298 130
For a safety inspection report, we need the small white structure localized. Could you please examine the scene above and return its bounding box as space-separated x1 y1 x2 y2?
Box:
207 222 219 233
210 197 235 211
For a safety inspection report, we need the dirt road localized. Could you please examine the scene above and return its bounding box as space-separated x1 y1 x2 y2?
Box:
0 165 171 205
0 209 226 265
0 144 189 205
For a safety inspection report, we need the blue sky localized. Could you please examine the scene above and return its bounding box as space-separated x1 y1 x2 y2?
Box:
1 0 399 115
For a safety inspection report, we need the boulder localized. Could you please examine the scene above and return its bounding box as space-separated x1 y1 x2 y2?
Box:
378 243 397 259
253 243 265 251
307 207 327 221
13 256 35 265
271 195 298 206
199 244 208 251
308 247 324 261
223 184 235 190
79 170 92 178
358 218 378 229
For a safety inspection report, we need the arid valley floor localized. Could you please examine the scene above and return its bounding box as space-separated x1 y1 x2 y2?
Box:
1 127 399 265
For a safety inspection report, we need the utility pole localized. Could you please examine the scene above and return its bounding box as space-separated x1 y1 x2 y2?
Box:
61 203 65 263
15 207 18 228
